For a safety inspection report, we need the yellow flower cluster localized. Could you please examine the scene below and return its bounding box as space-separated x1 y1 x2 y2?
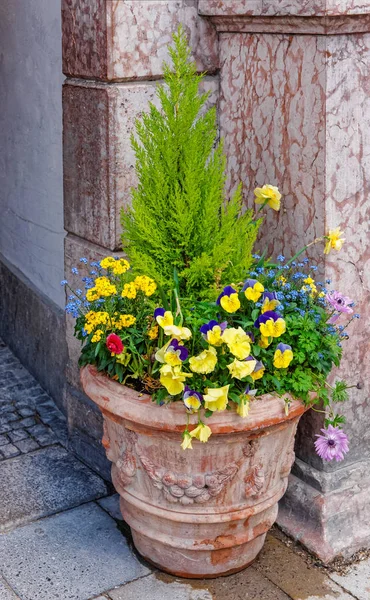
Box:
134 275 157 297
84 311 110 334
302 276 317 297
91 329 104 343
111 314 136 329
86 277 117 301
100 256 130 275
121 282 137 299
148 325 159 340
121 276 157 299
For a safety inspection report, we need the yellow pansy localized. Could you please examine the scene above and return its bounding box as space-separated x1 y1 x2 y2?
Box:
189 346 217 374
181 431 193 450
261 297 280 313
254 184 281 211
258 335 271 348
159 364 192 396
155 310 174 329
237 399 249 418
217 286 240 313
203 385 230 412
273 344 293 369
243 279 265 302
190 423 212 443
207 325 224 346
227 358 257 380
163 324 192 340
324 227 345 254
222 327 251 360
257 313 286 338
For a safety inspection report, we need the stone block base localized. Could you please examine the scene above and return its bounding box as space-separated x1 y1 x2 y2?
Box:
0 254 67 414
65 384 111 481
277 458 370 563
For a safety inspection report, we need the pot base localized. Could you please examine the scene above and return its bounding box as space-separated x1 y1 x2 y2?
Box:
131 528 266 579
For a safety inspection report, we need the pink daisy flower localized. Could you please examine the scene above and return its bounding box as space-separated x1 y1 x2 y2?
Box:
326 291 353 323
314 425 349 462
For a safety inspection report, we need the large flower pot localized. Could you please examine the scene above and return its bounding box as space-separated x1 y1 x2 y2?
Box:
81 365 307 578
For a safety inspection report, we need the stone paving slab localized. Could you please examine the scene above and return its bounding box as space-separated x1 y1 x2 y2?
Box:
0 445 108 531
108 574 213 600
0 503 150 600
108 565 291 600
254 536 356 600
330 561 370 600
0 576 20 599
97 494 122 522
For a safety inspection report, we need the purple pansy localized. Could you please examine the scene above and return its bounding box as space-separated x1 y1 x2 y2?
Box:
216 285 238 305
154 307 165 319
314 425 349 462
254 310 282 328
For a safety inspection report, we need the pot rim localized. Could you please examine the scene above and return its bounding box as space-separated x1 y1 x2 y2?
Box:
81 364 309 434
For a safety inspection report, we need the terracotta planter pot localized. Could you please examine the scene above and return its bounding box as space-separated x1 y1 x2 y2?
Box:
81 364 307 578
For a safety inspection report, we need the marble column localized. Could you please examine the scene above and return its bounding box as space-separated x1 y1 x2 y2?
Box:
199 0 370 562
61 0 218 476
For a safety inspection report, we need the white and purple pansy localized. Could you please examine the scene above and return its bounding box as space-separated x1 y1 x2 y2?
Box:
183 386 203 413
164 339 189 366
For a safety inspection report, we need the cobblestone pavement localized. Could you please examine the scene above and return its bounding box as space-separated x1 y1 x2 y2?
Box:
0 339 368 600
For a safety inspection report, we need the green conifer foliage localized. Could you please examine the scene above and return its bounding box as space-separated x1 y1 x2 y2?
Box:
121 27 261 299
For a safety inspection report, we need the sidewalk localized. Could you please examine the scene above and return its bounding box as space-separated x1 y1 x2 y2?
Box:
0 339 368 600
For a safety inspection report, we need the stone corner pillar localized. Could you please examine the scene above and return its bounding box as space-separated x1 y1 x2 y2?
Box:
61 0 219 477
199 0 370 562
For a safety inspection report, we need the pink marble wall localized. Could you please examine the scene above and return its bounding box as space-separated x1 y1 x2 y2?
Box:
219 33 326 264
62 0 218 80
199 0 370 17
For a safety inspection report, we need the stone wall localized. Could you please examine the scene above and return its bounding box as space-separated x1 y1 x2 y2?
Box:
0 0 67 411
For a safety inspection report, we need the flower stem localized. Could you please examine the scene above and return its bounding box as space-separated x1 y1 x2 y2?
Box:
285 238 323 266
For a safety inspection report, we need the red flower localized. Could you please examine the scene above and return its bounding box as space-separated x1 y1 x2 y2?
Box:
106 333 123 355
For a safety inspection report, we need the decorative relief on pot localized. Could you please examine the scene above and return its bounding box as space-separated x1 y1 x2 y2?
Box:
244 463 265 498
139 455 239 505
242 439 259 458
115 429 138 488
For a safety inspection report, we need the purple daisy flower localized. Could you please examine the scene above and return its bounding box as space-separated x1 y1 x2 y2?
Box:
314 425 349 462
